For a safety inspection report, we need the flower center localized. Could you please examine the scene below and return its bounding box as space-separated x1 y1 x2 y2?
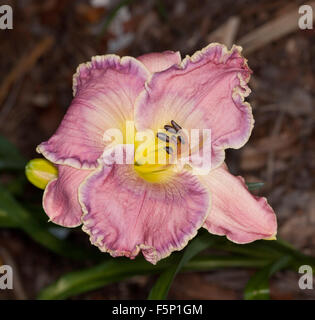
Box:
133 120 186 183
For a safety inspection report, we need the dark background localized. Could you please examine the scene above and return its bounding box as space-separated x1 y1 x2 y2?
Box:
0 0 314 299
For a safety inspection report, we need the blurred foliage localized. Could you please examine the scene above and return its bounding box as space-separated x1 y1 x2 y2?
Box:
246 182 265 191
244 255 292 300
0 185 101 261
0 135 26 171
148 230 215 300
38 254 272 300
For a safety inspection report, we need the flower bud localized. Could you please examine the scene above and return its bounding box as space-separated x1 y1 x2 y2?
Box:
25 158 58 189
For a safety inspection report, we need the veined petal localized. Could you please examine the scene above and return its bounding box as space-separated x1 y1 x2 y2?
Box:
135 43 253 169
79 164 210 264
200 163 277 243
137 51 181 73
43 165 91 227
37 55 150 169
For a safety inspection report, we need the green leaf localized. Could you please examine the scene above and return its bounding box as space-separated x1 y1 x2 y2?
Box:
213 238 284 259
244 255 292 300
246 182 264 191
38 254 272 300
0 208 19 228
5 175 27 196
215 237 315 276
0 185 100 261
185 255 271 271
38 257 171 300
148 230 215 300
264 238 315 271
0 185 30 227
0 135 26 170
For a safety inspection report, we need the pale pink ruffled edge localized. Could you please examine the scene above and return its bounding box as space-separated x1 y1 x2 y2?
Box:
77 164 211 264
36 54 150 170
42 177 82 228
135 43 254 170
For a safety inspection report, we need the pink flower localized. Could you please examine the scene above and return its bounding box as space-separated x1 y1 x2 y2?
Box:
37 43 277 264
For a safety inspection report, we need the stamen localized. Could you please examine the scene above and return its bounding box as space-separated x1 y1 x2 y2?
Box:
164 146 173 155
177 135 185 144
164 125 177 134
170 135 177 144
156 132 170 142
171 120 182 132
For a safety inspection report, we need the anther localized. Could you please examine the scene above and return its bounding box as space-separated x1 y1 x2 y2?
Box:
170 135 177 144
177 135 185 144
164 146 173 155
171 120 182 132
157 132 170 142
164 125 177 134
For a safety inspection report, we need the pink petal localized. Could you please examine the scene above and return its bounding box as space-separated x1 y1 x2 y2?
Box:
201 164 277 243
79 164 210 264
135 43 253 169
137 51 181 73
43 165 91 227
37 55 149 169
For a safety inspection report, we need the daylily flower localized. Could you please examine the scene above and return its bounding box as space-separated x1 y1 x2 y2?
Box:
35 43 277 264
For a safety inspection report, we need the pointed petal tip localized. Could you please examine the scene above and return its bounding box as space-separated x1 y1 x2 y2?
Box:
201 164 278 244
264 234 277 241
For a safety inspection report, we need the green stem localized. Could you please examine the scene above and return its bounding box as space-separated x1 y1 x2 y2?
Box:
148 231 216 300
